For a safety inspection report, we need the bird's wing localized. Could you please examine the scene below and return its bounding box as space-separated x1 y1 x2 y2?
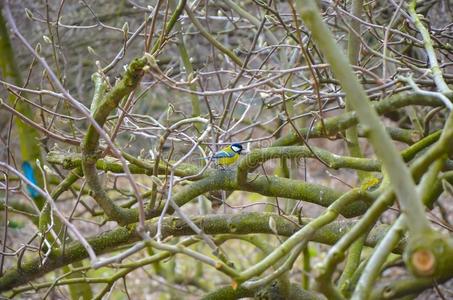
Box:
213 150 235 158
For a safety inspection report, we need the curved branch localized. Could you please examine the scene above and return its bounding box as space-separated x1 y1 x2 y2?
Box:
0 212 403 293
237 146 380 184
370 276 451 300
273 92 444 146
81 57 148 225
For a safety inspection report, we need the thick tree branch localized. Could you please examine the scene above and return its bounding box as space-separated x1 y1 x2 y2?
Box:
0 212 404 293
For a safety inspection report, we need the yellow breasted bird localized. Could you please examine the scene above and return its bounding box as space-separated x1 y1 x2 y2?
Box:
211 143 243 167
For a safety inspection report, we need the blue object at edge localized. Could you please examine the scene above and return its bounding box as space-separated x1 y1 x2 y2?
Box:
22 161 39 198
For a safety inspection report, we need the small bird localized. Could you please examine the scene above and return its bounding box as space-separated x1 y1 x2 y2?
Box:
211 143 243 167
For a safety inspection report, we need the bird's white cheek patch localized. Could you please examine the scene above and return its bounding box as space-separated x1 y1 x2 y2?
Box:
232 146 240 152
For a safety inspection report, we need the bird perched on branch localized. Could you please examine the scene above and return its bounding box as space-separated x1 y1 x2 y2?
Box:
210 143 244 168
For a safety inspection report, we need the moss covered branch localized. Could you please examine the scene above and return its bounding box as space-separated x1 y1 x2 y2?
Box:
273 91 444 146
0 212 403 293
237 146 380 184
296 0 430 234
81 57 148 225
